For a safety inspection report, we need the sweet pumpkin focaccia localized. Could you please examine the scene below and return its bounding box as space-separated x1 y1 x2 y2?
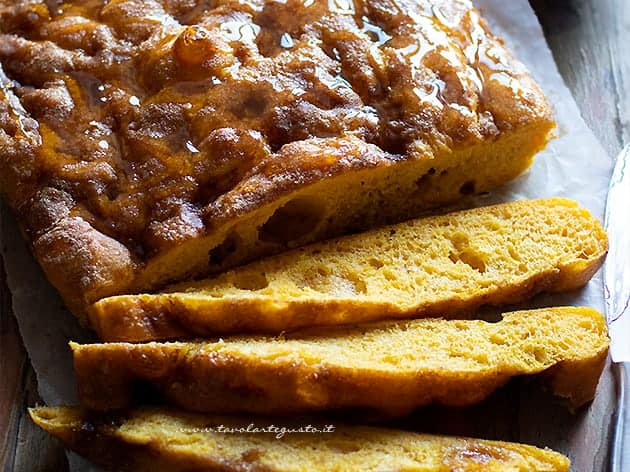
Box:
0 0 554 316
90 198 607 342
73 307 609 416
30 406 570 472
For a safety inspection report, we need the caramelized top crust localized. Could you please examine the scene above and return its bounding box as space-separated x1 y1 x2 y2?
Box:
0 0 552 306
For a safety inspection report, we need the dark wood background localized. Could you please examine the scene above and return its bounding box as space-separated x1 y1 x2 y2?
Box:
1 1 628 470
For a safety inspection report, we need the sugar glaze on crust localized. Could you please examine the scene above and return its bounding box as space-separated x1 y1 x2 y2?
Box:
0 0 554 314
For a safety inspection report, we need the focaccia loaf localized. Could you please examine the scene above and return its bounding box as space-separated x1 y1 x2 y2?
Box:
90 198 607 342
72 307 609 416
0 0 554 316
30 406 570 472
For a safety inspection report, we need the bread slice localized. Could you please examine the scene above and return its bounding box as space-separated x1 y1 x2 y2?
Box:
0 0 554 316
73 307 609 416
89 198 608 342
30 406 570 472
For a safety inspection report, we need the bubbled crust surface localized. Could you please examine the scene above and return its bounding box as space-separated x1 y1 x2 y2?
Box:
0 0 553 310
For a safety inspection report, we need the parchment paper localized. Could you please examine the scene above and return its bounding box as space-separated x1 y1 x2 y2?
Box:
0 1 615 471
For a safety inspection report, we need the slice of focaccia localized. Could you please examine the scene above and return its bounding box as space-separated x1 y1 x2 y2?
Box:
73 307 609 416
30 406 570 472
90 198 607 342
0 0 554 316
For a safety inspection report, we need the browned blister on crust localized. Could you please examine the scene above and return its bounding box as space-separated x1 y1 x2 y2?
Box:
72 307 609 417
0 0 554 315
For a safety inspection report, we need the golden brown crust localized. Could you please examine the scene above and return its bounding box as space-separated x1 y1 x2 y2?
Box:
33 217 137 314
0 0 554 315
30 406 571 472
72 307 609 417
89 198 608 342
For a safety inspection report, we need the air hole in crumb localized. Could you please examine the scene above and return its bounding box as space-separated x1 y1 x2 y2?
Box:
259 197 325 245
460 251 487 273
304 271 367 295
449 249 487 273
383 270 396 281
507 245 522 262
448 252 459 264
577 250 591 260
531 347 548 363
231 272 269 291
368 257 384 269
459 180 476 195
347 274 368 294
208 232 240 266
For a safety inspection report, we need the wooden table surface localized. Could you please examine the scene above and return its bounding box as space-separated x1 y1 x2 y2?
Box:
1 1 629 471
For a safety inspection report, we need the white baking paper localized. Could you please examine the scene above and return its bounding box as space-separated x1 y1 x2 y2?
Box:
0 1 615 471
